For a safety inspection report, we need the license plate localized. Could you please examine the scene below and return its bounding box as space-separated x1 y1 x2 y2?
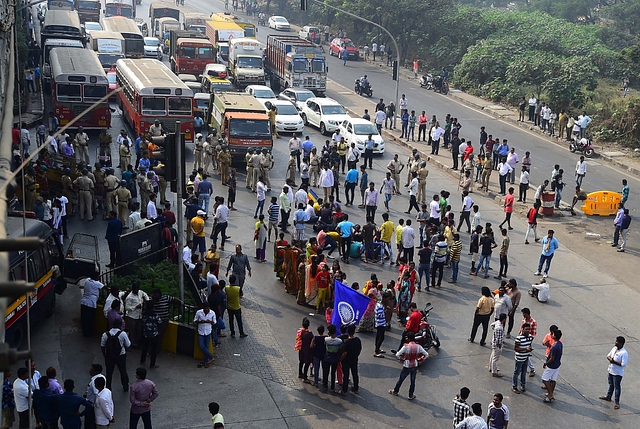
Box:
98 120 106 126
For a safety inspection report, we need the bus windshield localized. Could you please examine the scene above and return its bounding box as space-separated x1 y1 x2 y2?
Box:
229 119 270 138
243 27 255 37
57 84 82 101
168 97 192 115
84 85 107 101
142 97 166 115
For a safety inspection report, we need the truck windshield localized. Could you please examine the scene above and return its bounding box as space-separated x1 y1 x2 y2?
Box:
198 47 214 59
311 59 325 73
219 45 229 60
181 46 196 58
237 57 262 69
292 58 307 73
229 119 270 138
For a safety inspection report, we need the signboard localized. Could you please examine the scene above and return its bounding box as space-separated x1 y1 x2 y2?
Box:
97 39 124 53
117 222 164 266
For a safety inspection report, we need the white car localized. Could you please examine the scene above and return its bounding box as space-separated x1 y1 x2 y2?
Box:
277 88 315 111
143 37 163 60
300 97 351 135
263 100 304 133
339 118 385 154
268 16 290 31
245 85 277 103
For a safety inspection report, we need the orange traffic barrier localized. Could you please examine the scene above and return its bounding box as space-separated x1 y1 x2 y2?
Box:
580 191 622 216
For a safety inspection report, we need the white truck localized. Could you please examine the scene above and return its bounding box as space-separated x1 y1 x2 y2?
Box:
228 38 266 89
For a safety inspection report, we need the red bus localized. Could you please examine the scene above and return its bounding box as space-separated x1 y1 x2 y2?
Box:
49 47 111 130
115 58 194 141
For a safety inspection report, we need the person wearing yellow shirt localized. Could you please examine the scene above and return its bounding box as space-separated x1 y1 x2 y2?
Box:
268 106 278 138
394 218 404 266
191 210 207 259
379 212 395 265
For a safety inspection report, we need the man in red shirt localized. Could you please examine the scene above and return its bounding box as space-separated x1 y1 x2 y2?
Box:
391 303 422 354
499 187 515 230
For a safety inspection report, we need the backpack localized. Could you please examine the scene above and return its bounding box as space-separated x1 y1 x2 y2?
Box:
104 330 122 360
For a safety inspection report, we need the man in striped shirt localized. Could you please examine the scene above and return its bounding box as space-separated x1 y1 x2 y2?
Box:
267 196 279 242
374 300 387 357
490 313 507 377
449 233 462 283
519 308 537 376
512 323 533 393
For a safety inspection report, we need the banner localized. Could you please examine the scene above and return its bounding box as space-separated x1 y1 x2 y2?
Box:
331 280 370 327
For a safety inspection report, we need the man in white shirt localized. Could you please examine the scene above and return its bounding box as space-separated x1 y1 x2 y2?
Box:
20 123 31 156
254 179 268 219
183 240 193 266
80 273 104 337
294 186 308 208
104 286 125 318
401 219 416 262
289 134 302 170
146 194 158 220
94 377 114 428
600 336 628 408
206 265 219 296
364 182 379 221
455 403 488 429
575 155 587 187
331 130 342 145
459 191 474 233
529 279 550 303
579 111 592 138
506 148 519 184
498 160 513 195
86 363 107 410
319 168 334 202
398 94 408 112
124 283 149 348
127 202 141 231
429 194 441 225
14 368 30 428
374 109 386 134
372 42 378 61
528 95 537 121
405 172 420 214
212 198 230 250
194 302 216 367
518 166 530 203
430 122 445 155
347 143 361 170
100 318 131 391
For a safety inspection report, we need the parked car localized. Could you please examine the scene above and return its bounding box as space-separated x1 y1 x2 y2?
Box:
338 118 385 154
268 16 290 31
263 100 304 134
329 37 359 60
143 37 163 60
277 88 316 111
300 97 351 135
299 25 321 44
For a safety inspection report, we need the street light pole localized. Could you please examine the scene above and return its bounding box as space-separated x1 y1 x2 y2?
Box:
306 0 400 108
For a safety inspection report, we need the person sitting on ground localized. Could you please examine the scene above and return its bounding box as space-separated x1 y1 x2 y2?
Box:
529 278 550 303
570 185 587 215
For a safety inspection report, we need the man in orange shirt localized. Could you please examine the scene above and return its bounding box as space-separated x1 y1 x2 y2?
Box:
542 324 560 358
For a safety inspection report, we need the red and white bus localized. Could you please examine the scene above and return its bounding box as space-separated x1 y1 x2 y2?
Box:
115 58 194 141
49 47 111 130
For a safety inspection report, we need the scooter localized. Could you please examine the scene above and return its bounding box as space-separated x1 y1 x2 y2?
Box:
420 74 434 90
354 78 373 97
569 137 595 157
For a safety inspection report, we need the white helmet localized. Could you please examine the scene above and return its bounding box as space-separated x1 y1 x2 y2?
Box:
196 133 203 140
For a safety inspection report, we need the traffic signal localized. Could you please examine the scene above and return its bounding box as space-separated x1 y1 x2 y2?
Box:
300 0 307 10
151 134 177 183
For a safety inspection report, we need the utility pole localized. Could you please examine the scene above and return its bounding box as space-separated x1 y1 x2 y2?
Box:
305 0 401 107
175 122 185 303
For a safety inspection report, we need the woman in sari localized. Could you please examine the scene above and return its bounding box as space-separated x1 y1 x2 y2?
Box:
284 247 299 293
274 232 289 280
305 255 320 303
254 214 268 262
397 271 411 326
296 254 307 303
357 278 379 333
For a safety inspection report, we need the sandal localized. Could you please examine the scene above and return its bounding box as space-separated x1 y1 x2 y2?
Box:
614 404 620 409
543 397 554 403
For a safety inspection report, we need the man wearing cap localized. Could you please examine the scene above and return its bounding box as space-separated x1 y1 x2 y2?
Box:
75 127 90 164
104 168 119 216
260 149 274 190
149 119 164 137
115 180 131 226
74 169 94 221
192 210 207 258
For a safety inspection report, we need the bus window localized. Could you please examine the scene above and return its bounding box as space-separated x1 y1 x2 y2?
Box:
84 85 107 101
198 47 214 60
29 249 49 281
180 46 195 58
168 97 191 115
57 84 82 102
10 260 27 282
142 97 167 115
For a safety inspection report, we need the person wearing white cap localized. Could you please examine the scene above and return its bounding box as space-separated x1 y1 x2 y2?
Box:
192 210 207 258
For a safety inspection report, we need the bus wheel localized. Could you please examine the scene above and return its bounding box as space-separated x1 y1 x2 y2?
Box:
8 324 26 350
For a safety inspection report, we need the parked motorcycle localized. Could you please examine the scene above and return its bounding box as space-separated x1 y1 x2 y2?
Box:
354 78 373 97
419 74 434 90
414 302 440 353
569 137 595 157
434 76 449 95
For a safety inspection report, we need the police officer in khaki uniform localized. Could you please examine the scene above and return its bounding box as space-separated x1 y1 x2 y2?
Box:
260 148 274 190
75 127 90 164
250 150 261 192
73 169 94 220
119 142 131 171
245 149 254 189
93 163 106 213
218 146 231 185
158 175 167 204
193 133 204 171
308 148 321 187
138 168 153 209
387 154 404 195
61 168 75 214
24 169 37 211
115 180 132 226
148 119 164 137
417 161 429 205
104 168 119 215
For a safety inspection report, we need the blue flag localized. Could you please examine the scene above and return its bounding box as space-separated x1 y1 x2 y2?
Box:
331 280 370 327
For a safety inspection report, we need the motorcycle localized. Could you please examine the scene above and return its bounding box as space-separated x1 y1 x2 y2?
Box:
434 76 449 95
257 13 266 26
569 137 595 157
354 78 373 97
414 302 440 353
419 74 434 90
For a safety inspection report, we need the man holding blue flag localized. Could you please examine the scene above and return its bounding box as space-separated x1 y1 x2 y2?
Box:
331 281 371 327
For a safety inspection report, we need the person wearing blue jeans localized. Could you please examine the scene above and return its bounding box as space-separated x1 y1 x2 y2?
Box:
512 323 533 394
311 326 326 387
389 334 427 400
475 232 496 279
194 302 216 367
197 176 213 214
600 336 628 408
535 230 559 278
